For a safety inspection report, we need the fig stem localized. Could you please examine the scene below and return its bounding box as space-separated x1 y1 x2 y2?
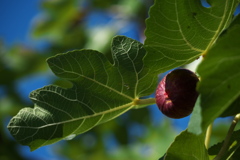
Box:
133 98 156 109
205 123 213 149
214 113 240 160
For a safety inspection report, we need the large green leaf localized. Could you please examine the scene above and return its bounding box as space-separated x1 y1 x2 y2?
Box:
7 36 157 151
189 25 240 134
162 130 209 160
144 0 239 74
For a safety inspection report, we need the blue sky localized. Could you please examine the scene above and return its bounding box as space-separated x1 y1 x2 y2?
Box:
0 0 41 46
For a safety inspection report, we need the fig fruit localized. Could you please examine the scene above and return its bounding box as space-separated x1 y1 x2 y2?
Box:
155 69 199 119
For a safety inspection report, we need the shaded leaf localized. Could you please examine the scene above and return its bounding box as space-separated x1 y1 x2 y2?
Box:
189 25 240 134
229 146 240 160
208 129 240 160
225 14 240 31
144 0 239 74
7 36 157 151
159 155 165 160
163 130 209 160
220 97 240 117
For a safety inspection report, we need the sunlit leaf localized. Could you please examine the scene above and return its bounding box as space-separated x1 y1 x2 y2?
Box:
144 0 239 74
7 36 157 151
163 130 209 160
189 25 240 134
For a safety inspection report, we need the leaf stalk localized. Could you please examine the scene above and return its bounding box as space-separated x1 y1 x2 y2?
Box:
133 98 156 109
205 123 213 149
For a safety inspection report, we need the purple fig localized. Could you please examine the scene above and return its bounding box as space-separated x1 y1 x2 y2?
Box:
155 69 199 119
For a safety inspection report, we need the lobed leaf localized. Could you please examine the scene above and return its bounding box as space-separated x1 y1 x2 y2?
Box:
144 0 239 74
189 25 240 134
7 36 157 151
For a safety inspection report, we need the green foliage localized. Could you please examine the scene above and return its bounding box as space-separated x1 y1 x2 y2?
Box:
144 0 238 74
189 25 240 134
209 129 240 160
163 130 209 160
7 36 157 151
4 0 240 159
33 0 79 40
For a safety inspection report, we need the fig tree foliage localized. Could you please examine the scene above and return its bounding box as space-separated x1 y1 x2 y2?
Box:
7 0 240 159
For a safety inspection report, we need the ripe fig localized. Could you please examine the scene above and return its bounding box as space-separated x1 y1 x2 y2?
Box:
155 69 199 119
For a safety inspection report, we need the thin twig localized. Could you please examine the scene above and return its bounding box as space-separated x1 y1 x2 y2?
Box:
214 114 240 160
